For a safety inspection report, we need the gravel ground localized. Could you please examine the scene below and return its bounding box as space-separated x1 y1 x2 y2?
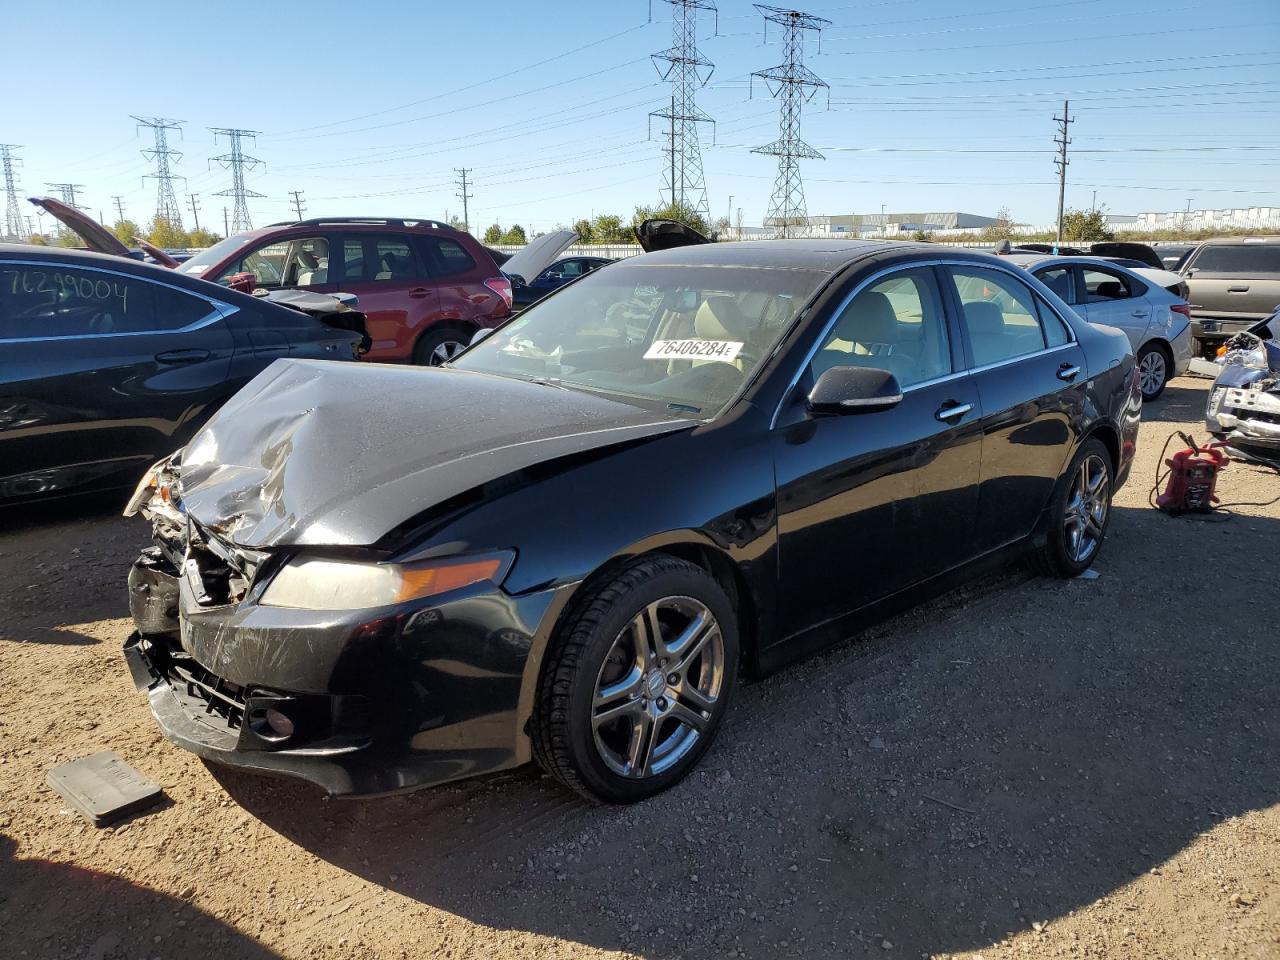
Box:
1 375 1277 960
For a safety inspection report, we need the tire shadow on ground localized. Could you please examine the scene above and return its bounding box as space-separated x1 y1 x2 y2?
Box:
214 503 1280 959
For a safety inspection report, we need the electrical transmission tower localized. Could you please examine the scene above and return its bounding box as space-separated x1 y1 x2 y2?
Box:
454 168 472 232
210 127 265 233
45 182 85 239
134 116 186 230
1 144 27 240
288 190 306 221
750 5 830 238
649 0 716 224
1053 99 1073 243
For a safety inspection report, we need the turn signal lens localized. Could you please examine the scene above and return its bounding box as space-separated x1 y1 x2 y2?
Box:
1216 345 1228 357
260 552 513 610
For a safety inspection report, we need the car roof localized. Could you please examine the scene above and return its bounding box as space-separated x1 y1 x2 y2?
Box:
626 238 945 272
1193 236 1280 245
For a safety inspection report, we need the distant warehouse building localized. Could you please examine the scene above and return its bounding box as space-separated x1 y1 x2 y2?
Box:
807 212 998 237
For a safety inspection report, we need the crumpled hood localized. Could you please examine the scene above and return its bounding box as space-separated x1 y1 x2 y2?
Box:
177 359 695 549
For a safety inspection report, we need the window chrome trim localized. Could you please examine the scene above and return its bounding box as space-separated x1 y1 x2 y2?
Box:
0 257 236 343
771 257 1082 428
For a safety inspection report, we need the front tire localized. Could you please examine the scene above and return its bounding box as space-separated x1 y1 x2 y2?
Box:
1136 342 1171 401
1029 438 1114 578
531 555 739 803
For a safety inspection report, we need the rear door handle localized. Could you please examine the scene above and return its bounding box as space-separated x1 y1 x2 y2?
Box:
1228 285 1250 293
1131 309 1149 317
935 401 973 422
408 287 430 299
1057 363 1081 382
155 349 210 364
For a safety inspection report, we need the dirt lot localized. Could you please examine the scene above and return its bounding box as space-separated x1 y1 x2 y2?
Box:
1 376 1277 960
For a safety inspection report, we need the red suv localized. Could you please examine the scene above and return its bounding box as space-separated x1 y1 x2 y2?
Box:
175 218 513 364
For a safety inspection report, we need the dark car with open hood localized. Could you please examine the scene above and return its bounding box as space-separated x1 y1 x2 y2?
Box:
0 244 368 503
123 238 1141 803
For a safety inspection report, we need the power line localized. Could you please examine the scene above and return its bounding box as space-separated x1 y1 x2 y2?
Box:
751 4 830 238
454 168 472 232
134 116 186 229
1 144 26 240
210 127 265 233
649 0 717 222
1054 99 1074 242
288 189 306 220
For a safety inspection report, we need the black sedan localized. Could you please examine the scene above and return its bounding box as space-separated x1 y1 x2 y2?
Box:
510 255 614 311
0 245 367 503
122 240 1140 803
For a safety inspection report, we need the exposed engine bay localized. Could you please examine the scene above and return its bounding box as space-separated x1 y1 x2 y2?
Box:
1204 318 1280 471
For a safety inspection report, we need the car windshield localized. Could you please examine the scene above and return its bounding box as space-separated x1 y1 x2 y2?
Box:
176 235 254 276
453 262 829 415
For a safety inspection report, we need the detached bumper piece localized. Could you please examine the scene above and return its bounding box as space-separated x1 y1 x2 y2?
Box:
125 631 377 793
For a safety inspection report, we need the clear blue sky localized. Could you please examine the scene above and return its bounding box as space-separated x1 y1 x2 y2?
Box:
6 0 1278 234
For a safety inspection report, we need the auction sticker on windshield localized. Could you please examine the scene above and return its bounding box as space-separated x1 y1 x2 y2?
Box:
644 339 744 363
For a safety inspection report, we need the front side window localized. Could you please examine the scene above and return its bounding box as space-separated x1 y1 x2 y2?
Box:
1081 268 1135 302
453 263 828 415
810 268 951 388
224 236 328 288
0 264 212 339
949 267 1048 366
1035 266 1075 304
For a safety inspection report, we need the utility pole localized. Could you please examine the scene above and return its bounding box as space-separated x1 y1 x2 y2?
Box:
881 203 886 238
1053 99 1072 244
650 0 717 223
210 127 265 233
751 5 830 238
1091 189 1097 213
288 189 306 221
1 144 26 240
454 168 472 232
134 117 186 230
188 193 201 231
223 206 230 237
112 195 127 224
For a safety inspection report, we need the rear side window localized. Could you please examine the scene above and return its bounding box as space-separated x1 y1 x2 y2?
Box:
1187 244 1280 276
1081 267 1138 302
0 263 213 340
415 236 476 278
371 237 425 281
948 267 1049 366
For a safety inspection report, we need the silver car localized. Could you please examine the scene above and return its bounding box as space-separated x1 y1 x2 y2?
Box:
1004 254 1193 400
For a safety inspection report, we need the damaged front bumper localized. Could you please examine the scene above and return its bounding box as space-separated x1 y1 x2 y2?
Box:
1203 329 1280 469
123 530 566 797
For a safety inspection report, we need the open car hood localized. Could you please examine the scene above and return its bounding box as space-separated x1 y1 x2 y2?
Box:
136 238 180 268
636 218 712 253
500 230 577 285
176 359 694 549
29 196 133 257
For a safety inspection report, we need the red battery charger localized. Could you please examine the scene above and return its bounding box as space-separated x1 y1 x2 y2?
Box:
1155 433 1230 514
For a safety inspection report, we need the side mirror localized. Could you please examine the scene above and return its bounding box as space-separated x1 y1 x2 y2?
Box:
470 327 495 346
807 366 904 415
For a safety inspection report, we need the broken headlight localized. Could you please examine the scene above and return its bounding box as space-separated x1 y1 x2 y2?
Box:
259 552 514 611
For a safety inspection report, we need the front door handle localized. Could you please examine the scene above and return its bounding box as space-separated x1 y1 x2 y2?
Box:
1057 362 1082 382
1131 309 1149 318
1228 285 1249 293
408 287 430 299
935 401 973 422
155 349 210 364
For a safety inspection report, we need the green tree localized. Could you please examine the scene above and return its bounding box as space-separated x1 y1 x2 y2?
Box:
1059 207 1114 242
112 219 141 244
57 231 85 248
501 224 527 245
631 200 710 239
482 223 504 245
911 230 933 242
448 215 467 232
146 216 188 249
572 218 595 243
186 228 221 248
591 213 632 243
980 206 1016 242
27 233 49 246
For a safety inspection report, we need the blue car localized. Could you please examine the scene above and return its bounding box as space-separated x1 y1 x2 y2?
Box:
511 255 613 311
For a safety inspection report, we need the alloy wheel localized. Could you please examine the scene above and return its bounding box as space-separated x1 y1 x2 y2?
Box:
1063 454 1110 564
1139 349 1167 398
590 597 726 779
430 339 467 366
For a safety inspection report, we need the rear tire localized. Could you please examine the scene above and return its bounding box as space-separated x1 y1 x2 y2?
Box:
531 555 739 804
412 326 471 366
1029 438 1114 579
1136 342 1171 401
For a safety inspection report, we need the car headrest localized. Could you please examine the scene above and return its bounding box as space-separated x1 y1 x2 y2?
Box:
1043 272 1072 300
836 290 899 344
964 300 1005 334
297 249 319 270
694 296 748 340
1095 281 1125 299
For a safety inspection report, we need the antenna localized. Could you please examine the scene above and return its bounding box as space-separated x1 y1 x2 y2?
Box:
649 0 716 224
134 116 186 230
750 5 830 238
210 127 265 233
1 144 27 240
